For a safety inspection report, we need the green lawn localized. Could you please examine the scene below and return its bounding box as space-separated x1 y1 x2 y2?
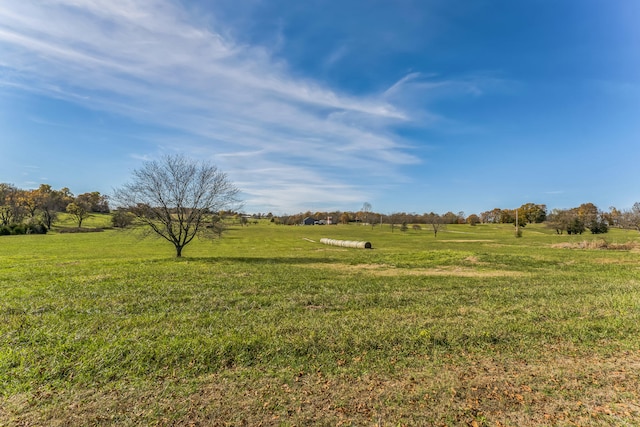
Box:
1 219 639 425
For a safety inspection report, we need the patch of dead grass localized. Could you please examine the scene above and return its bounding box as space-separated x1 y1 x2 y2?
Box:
4 350 639 426
303 262 525 278
552 240 639 250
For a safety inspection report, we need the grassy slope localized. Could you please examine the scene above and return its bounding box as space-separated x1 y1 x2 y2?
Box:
1 219 640 425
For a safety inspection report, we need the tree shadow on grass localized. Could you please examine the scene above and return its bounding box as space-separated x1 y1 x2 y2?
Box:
176 256 343 265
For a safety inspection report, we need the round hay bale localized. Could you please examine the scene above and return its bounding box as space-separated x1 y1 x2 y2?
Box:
320 238 372 249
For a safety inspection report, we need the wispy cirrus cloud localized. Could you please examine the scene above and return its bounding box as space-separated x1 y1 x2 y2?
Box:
383 71 512 101
0 0 422 212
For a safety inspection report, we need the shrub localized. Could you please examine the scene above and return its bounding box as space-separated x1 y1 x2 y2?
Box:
26 223 48 234
567 218 585 235
0 223 47 235
112 209 135 228
10 224 25 235
589 221 609 234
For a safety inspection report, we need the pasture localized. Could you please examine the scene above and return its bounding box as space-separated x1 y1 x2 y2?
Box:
1 218 640 426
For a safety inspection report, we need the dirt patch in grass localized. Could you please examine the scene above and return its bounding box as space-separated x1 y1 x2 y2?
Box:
552 241 639 250
4 350 639 426
304 262 525 278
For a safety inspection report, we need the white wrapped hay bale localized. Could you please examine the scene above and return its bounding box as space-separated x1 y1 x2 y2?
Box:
320 238 372 249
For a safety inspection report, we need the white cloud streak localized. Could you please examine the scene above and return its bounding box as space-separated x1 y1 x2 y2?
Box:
0 0 419 213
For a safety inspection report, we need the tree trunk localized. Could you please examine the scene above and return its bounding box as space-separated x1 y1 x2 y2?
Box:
176 245 183 257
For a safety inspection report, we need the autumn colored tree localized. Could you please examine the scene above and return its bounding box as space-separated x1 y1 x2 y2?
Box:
57 188 75 211
17 189 40 218
441 211 459 224
35 185 58 229
577 203 598 228
603 206 621 228
519 203 547 223
480 208 502 224
76 192 109 213
499 209 514 224
340 212 351 224
66 199 92 228
0 183 22 226
466 214 480 226
576 203 609 234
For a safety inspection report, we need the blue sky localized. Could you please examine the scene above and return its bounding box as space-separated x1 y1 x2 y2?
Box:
1 1 639 215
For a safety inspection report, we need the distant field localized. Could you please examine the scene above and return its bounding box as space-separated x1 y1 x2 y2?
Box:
1 218 639 425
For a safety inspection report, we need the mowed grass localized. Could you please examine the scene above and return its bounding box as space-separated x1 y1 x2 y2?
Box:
1 218 640 426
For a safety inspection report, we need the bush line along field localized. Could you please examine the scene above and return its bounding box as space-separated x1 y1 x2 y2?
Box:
1 217 640 426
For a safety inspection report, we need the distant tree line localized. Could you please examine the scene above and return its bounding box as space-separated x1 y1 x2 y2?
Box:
0 183 109 234
270 201 640 236
3 182 640 239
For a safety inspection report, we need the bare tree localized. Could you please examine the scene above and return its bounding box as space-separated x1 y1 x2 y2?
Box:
425 213 446 238
361 202 372 227
621 202 640 232
113 154 240 257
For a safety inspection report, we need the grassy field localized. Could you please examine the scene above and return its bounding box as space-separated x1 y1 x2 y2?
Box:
1 217 640 426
